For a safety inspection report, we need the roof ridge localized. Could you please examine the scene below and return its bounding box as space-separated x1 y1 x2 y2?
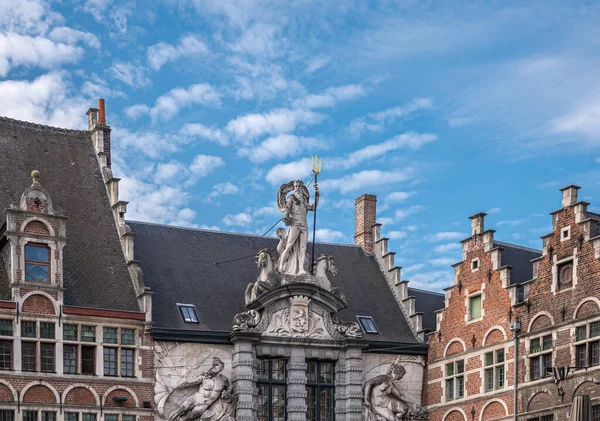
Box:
0 116 88 134
127 220 360 248
407 286 444 296
494 240 541 254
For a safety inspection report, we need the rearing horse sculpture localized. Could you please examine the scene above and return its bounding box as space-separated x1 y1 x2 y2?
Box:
313 254 339 291
244 249 280 305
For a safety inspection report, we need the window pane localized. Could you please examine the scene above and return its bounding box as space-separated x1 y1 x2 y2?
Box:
0 411 14 421
272 359 286 381
496 349 505 363
22 342 36 371
456 360 465 374
23 411 37 421
496 366 505 388
320 362 334 384
41 412 56 421
122 416 136 421
320 387 335 421
26 245 49 262
179 305 198 323
104 416 118 421
307 386 317 421
485 368 494 392
40 343 55 372
457 376 464 398
576 344 587 368
484 352 493 367
591 322 600 338
64 414 78 421
103 327 118 344
593 404 600 421
470 295 482 319
591 341 600 367
542 335 553 351
445 379 454 400
257 360 269 380
40 322 55 339
121 348 135 376
121 329 135 345
81 326 96 342
531 357 541 380
272 385 286 420
103 347 117 375
22 321 37 338
257 384 269 421
0 320 13 336
541 416 554 421
530 338 541 354
25 262 49 282
63 324 78 341
0 340 11 370
445 363 454 376
82 415 96 421
576 326 587 342
64 344 77 374
82 346 95 375
306 361 317 383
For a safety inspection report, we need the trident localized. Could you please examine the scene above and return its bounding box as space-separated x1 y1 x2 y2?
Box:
311 155 322 274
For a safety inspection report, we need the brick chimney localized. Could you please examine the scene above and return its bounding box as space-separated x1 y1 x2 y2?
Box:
86 98 112 168
355 194 377 253
469 212 486 235
560 185 580 208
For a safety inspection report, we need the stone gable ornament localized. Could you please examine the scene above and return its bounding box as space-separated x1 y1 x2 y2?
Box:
332 316 363 339
244 249 280 305
265 296 331 339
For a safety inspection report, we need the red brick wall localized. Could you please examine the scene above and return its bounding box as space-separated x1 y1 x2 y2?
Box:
0 385 13 401
24 221 50 235
481 400 507 420
105 389 135 408
22 294 55 315
64 387 97 405
23 385 56 403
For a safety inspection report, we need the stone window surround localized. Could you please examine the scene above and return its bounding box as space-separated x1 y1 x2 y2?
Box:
442 355 466 403
19 238 60 287
560 226 571 242
464 284 485 324
101 326 136 377
526 331 555 382
572 316 600 368
20 317 57 373
551 254 577 295
479 343 509 394
471 258 480 273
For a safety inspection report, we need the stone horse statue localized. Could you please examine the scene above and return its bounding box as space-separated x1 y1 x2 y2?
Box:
245 249 280 305
313 254 339 291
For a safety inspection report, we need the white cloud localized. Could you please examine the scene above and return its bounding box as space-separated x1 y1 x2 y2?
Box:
404 225 419 231
222 212 253 227
114 128 191 159
315 228 347 243
225 108 325 143
434 243 461 253
394 205 426 221
403 263 424 274
253 206 281 218
108 62 151 88
208 182 240 201
549 99 600 140
0 33 84 77
293 84 365 109
189 155 225 177
48 26 100 49
322 169 415 194
124 104 150 120
179 123 228 146
496 218 528 227
427 231 464 242
147 34 209 71
387 231 407 240
429 257 456 266
378 217 395 225
409 270 453 291
153 161 188 184
0 0 62 35
306 55 331 74
265 158 312 185
386 191 416 203
487 207 502 214
349 98 434 137
230 23 280 57
238 134 326 163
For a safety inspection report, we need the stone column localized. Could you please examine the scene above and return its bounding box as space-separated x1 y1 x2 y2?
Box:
286 347 307 421
231 332 259 421
336 346 364 421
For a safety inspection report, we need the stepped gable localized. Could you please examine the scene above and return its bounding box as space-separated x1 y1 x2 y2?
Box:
129 220 422 345
407 287 444 332
0 116 139 311
493 240 541 285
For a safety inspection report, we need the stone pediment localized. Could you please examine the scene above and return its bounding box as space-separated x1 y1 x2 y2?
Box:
248 282 347 314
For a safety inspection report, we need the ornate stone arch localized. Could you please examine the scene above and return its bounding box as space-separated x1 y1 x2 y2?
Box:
103 385 140 407
21 381 59 403
0 380 17 401
62 383 101 406
482 326 507 346
444 338 467 357
20 291 58 315
528 312 554 333
479 398 508 421
573 297 600 319
442 407 467 421
20 216 55 237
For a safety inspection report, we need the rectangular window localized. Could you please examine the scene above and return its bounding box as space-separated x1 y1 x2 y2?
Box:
591 322 600 338
63 324 78 341
122 416 135 421
576 326 587 342
593 404 600 421
0 320 13 336
41 413 56 421
64 344 77 374
82 414 97 421
121 349 135 377
0 340 12 370
22 342 36 371
64 414 78 421
25 244 50 282
40 322 55 339
357 316 379 334
104 347 117 376
81 326 96 342
257 359 287 421
23 411 37 421
591 341 600 366
306 361 335 421
103 327 118 344
121 329 135 345
541 416 553 421
82 345 95 375
445 360 464 400
22 321 37 338
40 343 55 372
0 410 14 421
574 321 600 368
104 416 118 421
177 304 199 323
530 334 552 380
469 295 482 320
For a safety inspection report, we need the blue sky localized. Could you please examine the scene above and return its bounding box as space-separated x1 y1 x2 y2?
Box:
2 0 600 291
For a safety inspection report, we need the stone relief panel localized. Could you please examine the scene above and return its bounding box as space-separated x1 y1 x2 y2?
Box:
362 354 427 421
264 296 333 340
154 342 234 421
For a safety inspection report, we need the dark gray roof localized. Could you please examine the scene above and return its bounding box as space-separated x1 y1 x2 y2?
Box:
407 287 444 332
129 221 423 345
494 241 542 285
0 117 139 311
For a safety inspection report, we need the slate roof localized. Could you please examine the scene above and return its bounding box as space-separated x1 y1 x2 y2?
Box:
0 117 139 311
493 241 542 285
407 287 444 332
129 221 434 346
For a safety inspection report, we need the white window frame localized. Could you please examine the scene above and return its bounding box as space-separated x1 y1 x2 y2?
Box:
443 359 465 402
528 333 553 381
573 319 600 369
483 347 506 393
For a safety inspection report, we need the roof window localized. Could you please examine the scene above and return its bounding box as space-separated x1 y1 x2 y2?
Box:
177 304 199 323
357 316 379 334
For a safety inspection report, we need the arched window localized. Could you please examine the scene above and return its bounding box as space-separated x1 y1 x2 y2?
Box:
25 244 50 283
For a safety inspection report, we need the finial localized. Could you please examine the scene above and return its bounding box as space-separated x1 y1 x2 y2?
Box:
311 155 322 175
31 170 40 186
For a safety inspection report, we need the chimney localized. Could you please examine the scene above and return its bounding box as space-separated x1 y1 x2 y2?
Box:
560 185 580 208
469 212 486 235
87 99 112 168
355 194 377 253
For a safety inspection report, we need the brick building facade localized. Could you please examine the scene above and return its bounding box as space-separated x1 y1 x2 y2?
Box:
425 187 600 420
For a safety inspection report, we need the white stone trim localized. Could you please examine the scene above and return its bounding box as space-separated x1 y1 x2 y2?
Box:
442 407 467 421
482 326 508 346
62 383 101 406
471 257 480 272
20 216 56 237
573 297 600 319
102 385 140 407
560 226 571 242
479 398 508 421
444 338 467 357
0 379 17 401
20 290 59 315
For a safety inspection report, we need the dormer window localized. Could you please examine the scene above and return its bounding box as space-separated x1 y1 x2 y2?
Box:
25 244 50 283
357 316 379 334
177 304 199 323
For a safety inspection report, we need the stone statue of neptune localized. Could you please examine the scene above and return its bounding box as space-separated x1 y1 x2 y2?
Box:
276 179 319 275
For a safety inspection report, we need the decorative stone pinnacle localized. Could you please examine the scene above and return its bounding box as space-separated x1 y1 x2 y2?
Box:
31 170 40 186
